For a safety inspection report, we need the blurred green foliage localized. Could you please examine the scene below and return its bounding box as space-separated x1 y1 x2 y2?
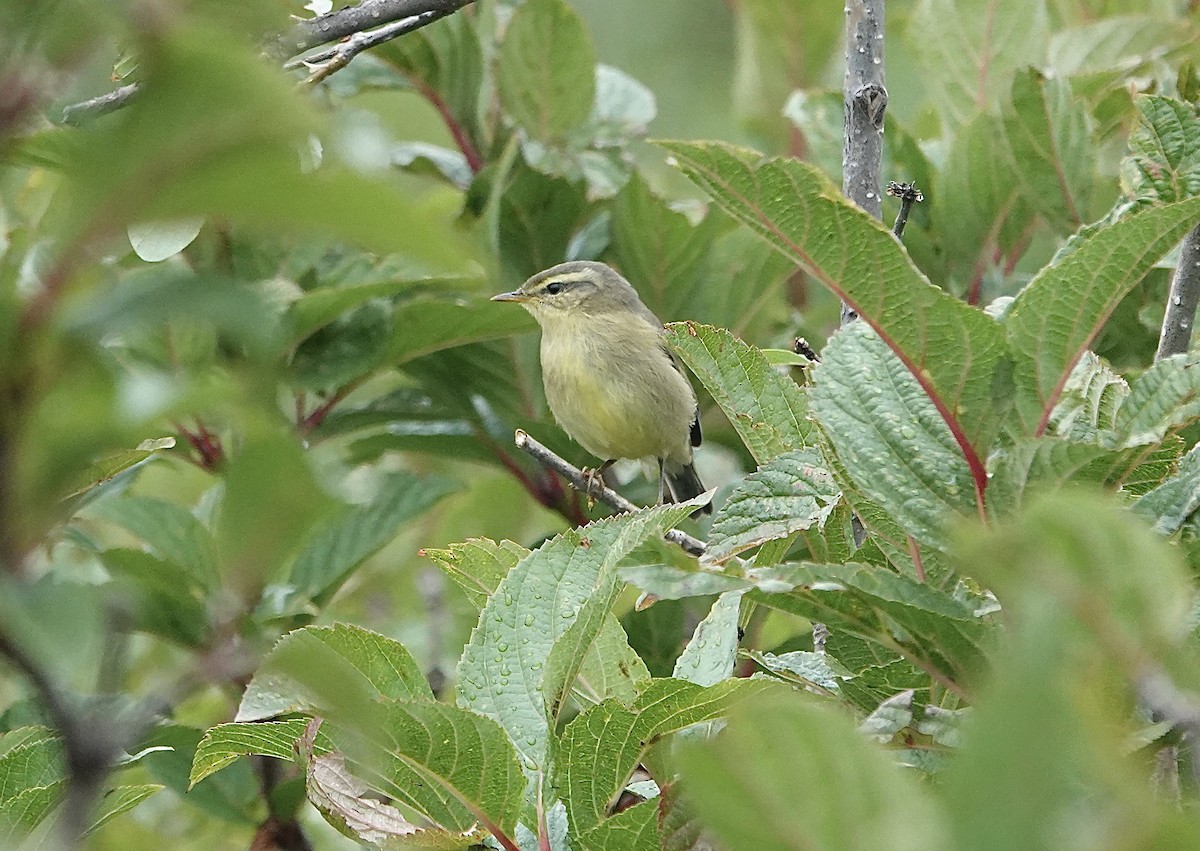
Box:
1 0 1200 848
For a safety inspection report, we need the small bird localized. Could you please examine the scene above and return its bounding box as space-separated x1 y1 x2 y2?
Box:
492 261 710 513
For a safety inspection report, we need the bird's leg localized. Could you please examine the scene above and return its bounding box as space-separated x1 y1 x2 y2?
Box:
656 458 667 505
580 459 616 505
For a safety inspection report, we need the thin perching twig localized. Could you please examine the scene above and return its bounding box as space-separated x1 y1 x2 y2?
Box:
887 180 923 240
1156 223 1200 360
513 430 708 558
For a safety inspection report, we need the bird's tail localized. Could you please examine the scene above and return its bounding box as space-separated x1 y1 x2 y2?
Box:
662 460 712 515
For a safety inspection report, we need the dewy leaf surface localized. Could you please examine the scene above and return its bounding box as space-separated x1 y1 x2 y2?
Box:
1006 195 1200 434
811 322 980 548
659 141 1006 495
706 448 839 562
455 503 700 770
664 322 810 464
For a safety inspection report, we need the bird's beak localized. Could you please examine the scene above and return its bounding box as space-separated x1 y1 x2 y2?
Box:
491 290 531 303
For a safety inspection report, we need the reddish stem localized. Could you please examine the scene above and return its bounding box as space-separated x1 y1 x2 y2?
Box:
907 535 926 583
417 81 484 173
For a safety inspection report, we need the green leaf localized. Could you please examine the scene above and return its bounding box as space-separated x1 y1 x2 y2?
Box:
497 0 596 141
127 217 205 262
1136 443 1200 534
1046 350 1128 442
137 724 258 824
858 690 916 742
609 171 724 322
287 472 460 605
303 741 483 850
619 564 750 601
679 693 948 851
388 298 535 366
422 538 529 609
659 141 1008 473
216 434 337 597
1002 69 1094 231
1122 95 1200 205
811 323 980 550
191 720 333 787
543 569 624 724
576 798 660 851
1005 196 1200 434
748 562 995 689
0 731 62 804
88 784 163 835
0 782 64 841
909 0 1048 128
972 491 1193 656
84 495 217 588
747 649 851 692
932 112 1034 294
557 678 779 838
99 549 209 647
986 437 1113 517
330 702 525 838
706 448 839 562
1113 352 1200 446
237 624 432 722
287 276 481 344
456 502 701 770
663 322 810 464
672 590 745 686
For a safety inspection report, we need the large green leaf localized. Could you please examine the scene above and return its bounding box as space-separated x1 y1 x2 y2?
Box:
672 590 746 687
1121 95 1200 205
422 538 529 610
679 693 949 851
908 0 1048 128
749 562 995 690
1113 351 1200 447
1005 196 1200 434
663 322 810 464
932 113 1033 296
455 502 701 770
706 448 840 562
99 548 209 646
556 678 778 839
190 720 333 787
1135 443 1200 534
237 624 432 722
659 141 1007 491
331 702 525 838
1002 69 1094 232
811 323 981 549
85 496 217 588
497 0 595 141
286 471 460 605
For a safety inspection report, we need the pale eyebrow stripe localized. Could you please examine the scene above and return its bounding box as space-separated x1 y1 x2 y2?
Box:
541 272 593 285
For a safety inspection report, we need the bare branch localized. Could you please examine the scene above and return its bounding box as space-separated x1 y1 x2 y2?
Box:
58 0 477 125
0 622 120 846
61 83 139 126
513 430 709 558
267 0 475 61
292 10 445 85
841 0 887 325
1156 223 1200 360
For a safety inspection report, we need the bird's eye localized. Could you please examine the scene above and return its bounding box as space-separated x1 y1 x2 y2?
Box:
545 282 565 295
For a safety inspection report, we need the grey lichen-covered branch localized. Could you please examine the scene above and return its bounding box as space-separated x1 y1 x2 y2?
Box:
266 0 475 60
513 430 709 558
1155 224 1200 360
841 0 887 325
60 0 476 124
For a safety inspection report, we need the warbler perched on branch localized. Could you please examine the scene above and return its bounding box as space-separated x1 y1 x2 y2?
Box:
492 261 711 514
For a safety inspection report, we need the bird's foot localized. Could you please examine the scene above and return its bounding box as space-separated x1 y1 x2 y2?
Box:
579 460 615 506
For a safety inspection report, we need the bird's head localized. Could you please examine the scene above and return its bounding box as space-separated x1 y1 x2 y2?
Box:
491 261 645 322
